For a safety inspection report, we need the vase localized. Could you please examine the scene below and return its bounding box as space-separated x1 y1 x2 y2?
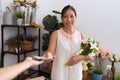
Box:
92 73 103 80
17 18 23 25
16 6 25 12
24 7 32 25
31 8 36 23
111 62 115 80
19 6 25 13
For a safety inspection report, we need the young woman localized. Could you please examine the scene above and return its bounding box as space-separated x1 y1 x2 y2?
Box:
44 5 89 80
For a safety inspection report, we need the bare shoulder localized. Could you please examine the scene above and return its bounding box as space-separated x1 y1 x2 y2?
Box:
50 30 58 40
51 31 58 37
80 32 87 41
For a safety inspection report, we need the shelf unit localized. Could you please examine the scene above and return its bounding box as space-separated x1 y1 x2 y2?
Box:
1 24 41 80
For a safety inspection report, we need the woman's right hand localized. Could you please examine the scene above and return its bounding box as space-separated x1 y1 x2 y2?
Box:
44 52 54 62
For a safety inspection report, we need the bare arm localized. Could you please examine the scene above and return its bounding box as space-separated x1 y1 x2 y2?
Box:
66 33 89 66
44 31 57 59
0 57 44 80
66 55 89 66
81 32 87 42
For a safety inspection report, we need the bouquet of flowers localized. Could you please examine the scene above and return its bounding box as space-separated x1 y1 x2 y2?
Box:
76 38 99 59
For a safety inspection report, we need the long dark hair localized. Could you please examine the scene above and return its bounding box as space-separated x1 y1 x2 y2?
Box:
61 5 77 18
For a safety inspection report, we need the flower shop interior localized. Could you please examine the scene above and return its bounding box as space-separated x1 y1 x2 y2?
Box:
0 0 120 80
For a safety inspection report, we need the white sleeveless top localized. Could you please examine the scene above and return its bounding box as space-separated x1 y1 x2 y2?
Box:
51 28 82 80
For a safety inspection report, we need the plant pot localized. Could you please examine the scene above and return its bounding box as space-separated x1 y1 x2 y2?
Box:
21 40 35 51
92 72 103 80
8 45 16 52
16 6 25 12
17 18 23 25
24 7 32 25
82 71 89 80
31 8 36 23
19 6 25 13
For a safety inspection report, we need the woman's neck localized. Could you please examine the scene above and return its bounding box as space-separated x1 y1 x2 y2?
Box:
62 27 75 35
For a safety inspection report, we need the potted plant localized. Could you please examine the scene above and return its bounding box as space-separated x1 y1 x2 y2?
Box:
5 34 37 52
92 49 109 80
15 11 24 25
20 34 37 51
13 0 25 12
42 10 63 51
15 11 24 18
92 53 104 80
5 36 20 52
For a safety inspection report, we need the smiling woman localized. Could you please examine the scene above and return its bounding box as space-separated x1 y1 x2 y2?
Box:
43 5 90 80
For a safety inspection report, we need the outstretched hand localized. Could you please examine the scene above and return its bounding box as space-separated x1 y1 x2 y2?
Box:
43 52 54 63
25 57 44 67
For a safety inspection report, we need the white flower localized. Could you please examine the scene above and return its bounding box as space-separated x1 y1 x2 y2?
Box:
88 52 95 60
90 42 98 49
26 0 35 3
19 0 25 1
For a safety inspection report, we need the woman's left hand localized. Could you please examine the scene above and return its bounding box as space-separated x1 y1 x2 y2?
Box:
66 55 81 66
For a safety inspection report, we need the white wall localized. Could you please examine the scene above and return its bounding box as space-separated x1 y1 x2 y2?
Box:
38 0 120 73
0 0 120 73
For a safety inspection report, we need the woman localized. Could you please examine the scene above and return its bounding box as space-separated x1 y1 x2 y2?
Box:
44 5 90 80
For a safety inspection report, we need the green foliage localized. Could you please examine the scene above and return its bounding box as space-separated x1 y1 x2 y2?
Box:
5 37 20 48
15 11 24 18
26 35 37 41
87 62 93 71
93 69 103 74
32 1 37 8
116 73 120 80
42 33 50 51
93 57 103 74
19 1 25 6
5 34 37 47
42 10 63 51
52 10 61 14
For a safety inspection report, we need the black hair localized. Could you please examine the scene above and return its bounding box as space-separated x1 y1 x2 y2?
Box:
61 5 77 18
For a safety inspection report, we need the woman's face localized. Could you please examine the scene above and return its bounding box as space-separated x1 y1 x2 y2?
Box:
62 9 77 28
